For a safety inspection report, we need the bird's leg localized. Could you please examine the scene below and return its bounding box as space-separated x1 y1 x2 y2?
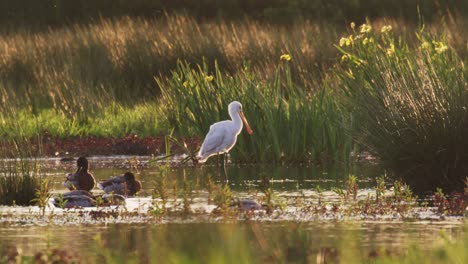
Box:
222 153 229 184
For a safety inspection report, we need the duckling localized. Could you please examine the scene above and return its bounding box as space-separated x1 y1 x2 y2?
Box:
97 172 141 197
63 157 96 192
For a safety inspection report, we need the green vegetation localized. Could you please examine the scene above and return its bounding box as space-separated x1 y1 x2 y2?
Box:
336 22 468 193
0 5 467 194
0 3 466 263
158 60 352 163
1 223 467 263
0 158 42 206
31 179 52 216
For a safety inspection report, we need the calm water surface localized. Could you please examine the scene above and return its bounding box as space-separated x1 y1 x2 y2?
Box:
0 156 465 261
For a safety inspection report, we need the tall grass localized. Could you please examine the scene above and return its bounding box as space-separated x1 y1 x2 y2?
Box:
0 110 45 205
0 14 340 110
0 162 40 206
336 22 468 194
0 14 466 139
0 138 43 205
0 103 167 138
158 60 353 164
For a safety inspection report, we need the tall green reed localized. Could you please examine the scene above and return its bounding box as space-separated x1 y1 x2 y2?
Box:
0 110 45 205
158 60 354 164
336 21 468 194
0 142 43 205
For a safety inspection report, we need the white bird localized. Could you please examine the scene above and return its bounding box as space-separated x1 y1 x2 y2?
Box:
197 101 253 167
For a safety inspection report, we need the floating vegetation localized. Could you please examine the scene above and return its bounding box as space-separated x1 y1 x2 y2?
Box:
31 179 51 217
0 175 465 227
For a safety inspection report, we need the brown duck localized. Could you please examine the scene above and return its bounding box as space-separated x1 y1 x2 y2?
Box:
64 157 96 192
98 172 141 197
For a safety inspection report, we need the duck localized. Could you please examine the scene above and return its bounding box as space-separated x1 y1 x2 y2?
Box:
63 157 96 192
53 190 126 208
53 190 96 208
229 199 263 211
97 172 141 197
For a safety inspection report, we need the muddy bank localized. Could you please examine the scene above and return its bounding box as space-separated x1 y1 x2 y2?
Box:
1 135 201 157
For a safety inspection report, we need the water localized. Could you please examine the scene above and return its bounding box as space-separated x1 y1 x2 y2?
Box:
39 156 382 192
0 222 464 262
0 156 465 262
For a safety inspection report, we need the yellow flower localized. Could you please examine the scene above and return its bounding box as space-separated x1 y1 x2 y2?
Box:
339 35 354 47
205 75 214 82
350 22 356 30
386 43 395 56
341 54 349 62
280 54 292 61
380 25 392 33
363 37 374 45
339 37 347 47
433 41 448 54
420 41 430 50
359 24 372 33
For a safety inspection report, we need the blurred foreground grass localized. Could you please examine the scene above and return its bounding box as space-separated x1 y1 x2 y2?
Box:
1 223 466 263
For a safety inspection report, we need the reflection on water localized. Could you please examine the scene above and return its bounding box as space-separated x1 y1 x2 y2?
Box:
41 156 383 193
0 222 464 262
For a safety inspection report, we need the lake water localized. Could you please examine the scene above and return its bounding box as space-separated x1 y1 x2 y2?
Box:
0 156 465 262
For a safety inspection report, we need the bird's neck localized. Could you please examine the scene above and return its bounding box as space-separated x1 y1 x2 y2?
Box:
230 111 243 132
77 166 88 173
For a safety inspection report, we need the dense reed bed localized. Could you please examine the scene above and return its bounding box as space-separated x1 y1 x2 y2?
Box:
336 22 468 193
0 137 43 205
0 14 339 110
158 61 353 164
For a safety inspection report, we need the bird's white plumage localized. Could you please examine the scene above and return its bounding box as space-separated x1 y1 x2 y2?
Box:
197 101 252 163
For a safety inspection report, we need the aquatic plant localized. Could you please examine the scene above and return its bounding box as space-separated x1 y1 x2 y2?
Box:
375 175 386 202
151 164 176 213
180 174 195 215
95 196 103 208
346 175 358 201
31 179 51 216
434 188 467 216
54 193 68 209
211 183 234 214
0 157 42 206
336 21 468 194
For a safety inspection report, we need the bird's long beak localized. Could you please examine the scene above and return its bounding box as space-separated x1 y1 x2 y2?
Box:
239 111 253 135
